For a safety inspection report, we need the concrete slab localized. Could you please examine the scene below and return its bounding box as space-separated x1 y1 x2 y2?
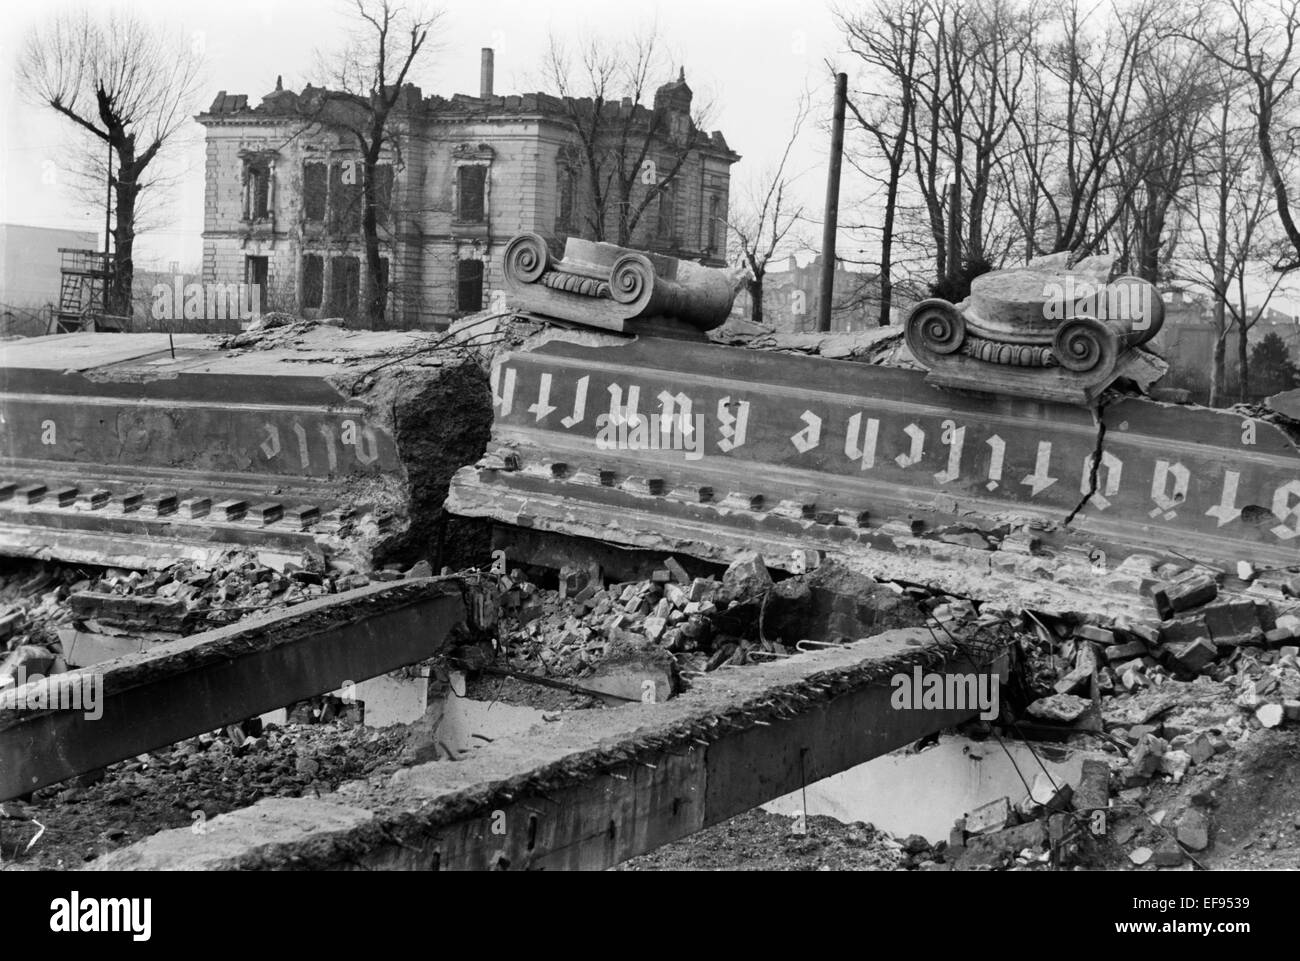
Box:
88 626 1003 870
87 798 376 871
0 577 488 800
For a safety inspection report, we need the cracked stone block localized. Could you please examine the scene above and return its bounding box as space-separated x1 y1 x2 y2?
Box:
1152 571 1217 620
1163 637 1218 676
1106 640 1149 662
1199 600 1265 646
1075 624 1115 645
721 551 772 600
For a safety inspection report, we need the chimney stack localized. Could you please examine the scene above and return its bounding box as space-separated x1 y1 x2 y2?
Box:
480 48 494 99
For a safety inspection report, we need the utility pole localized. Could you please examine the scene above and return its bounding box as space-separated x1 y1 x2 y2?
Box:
946 174 961 287
818 72 847 333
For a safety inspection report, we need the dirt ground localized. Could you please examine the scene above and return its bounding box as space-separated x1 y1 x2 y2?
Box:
620 810 908 871
1098 729 1300 871
1201 731 1300 868
0 720 411 870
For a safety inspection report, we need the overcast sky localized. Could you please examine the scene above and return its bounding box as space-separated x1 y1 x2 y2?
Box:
1 0 844 269
5 0 1298 318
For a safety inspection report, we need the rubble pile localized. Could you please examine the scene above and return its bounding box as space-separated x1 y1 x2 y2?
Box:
1019 556 1300 729
493 550 940 688
931 555 1300 870
6 540 1299 871
0 553 438 689
497 553 757 681
1 716 410 868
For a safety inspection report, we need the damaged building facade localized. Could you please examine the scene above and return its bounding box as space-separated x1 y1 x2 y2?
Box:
196 52 739 327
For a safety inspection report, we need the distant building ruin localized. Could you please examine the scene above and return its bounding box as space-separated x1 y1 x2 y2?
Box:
197 53 739 327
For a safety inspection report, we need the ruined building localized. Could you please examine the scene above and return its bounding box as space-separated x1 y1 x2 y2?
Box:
196 52 739 327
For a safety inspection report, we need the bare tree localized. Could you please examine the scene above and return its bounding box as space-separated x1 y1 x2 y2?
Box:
840 0 1034 298
841 0 925 324
728 97 809 327
310 0 441 327
959 0 1036 270
1184 0 1300 273
1003 0 1171 259
19 10 204 316
543 28 713 247
1174 60 1276 404
1110 33 1219 283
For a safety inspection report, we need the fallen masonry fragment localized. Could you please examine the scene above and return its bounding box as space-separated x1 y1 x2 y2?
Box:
905 253 1165 405
502 232 743 336
0 323 491 571
449 298 1300 607
494 549 935 690
89 628 1002 870
0 576 493 801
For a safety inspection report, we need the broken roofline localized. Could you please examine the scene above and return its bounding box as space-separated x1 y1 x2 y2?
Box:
196 85 739 160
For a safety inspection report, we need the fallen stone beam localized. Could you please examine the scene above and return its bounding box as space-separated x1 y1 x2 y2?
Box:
0 329 492 571
0 577 484 801
69 591 192 632
92 628 1004 870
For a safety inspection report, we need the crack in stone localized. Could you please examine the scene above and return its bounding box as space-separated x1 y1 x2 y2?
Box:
1064 401 1108 528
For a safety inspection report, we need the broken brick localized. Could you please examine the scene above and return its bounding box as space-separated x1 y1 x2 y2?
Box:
687 578 718 604
1074 624 1115 645
1158 612 1209 646
1054 642 1100 694
1153 571 1217 620
721 551 772 600
68 591 189 631
1199 599 1265 646
1162 637 1217 676
1105 640 1149 662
